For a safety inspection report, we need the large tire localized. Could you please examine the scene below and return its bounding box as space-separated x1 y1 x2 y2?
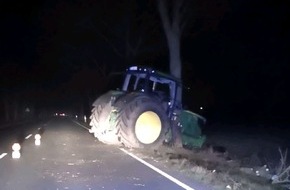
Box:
89 103 120 145
117 96 170 149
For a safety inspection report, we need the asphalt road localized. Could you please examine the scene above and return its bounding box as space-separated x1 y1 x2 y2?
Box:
0 117 210 190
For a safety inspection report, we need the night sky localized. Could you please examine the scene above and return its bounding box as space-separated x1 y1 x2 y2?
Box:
0 0 289 124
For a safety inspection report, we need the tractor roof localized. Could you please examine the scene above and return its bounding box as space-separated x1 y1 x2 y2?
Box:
126 66 182 85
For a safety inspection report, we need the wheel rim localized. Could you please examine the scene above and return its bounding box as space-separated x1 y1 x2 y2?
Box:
135 111 162 144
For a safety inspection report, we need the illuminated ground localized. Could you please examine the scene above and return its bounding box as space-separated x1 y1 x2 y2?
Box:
0 117 209 190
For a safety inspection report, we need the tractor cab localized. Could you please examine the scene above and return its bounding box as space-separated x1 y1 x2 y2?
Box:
122 66 182 117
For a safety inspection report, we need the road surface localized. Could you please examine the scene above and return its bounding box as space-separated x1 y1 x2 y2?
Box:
0 117 211 190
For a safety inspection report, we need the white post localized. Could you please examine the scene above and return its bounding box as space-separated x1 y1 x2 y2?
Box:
12 143 21 159
35 134 41 146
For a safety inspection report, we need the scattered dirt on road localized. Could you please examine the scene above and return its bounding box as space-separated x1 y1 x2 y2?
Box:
131 124 290 190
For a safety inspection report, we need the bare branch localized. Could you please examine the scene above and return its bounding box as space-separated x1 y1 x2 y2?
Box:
93 29 124 58
272 165 290 184
85 19 124 57
125 26 143 57
278 148 287 174
272 148 290 185
92 59 108 78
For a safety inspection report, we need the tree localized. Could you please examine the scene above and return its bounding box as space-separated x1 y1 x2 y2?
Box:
158 0 185 80
157 0 229 146
157 0 187 147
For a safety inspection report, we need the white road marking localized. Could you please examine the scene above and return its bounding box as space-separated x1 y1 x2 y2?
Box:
25 134 32 139
0 153 8 159
72 120 90 131
120 148 196 190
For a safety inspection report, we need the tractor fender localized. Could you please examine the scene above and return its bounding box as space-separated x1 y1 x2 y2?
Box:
92 90 125 107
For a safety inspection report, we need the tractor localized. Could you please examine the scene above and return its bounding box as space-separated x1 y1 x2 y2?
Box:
89 66 206 149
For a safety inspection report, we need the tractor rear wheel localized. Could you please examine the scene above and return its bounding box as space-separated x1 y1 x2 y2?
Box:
89 103 120 145
117 96 169 149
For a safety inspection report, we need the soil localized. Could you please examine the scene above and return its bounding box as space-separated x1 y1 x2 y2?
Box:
132 123 290 190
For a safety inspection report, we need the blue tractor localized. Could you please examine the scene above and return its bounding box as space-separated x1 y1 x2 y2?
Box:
89 66 206 149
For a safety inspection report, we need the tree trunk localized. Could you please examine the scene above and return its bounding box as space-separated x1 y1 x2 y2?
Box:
167 32 182 105
158 0 183 103
168 32 181 79
158 0 183 148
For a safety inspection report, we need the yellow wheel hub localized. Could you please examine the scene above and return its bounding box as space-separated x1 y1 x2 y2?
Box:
135 111 162 144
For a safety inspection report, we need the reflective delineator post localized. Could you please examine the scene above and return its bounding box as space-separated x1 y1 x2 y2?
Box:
12 143 21 159
84 115 87 123
35 134 41 146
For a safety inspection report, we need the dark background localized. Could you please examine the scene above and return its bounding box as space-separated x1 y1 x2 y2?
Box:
0 0 289 125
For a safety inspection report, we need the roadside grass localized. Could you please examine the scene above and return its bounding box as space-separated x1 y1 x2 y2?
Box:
156 146 282 190
132 136 288 190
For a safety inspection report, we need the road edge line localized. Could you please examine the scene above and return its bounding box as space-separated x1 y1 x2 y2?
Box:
0 153 8 159
120 148 196 190
72 120 90 131
25 134 32 139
